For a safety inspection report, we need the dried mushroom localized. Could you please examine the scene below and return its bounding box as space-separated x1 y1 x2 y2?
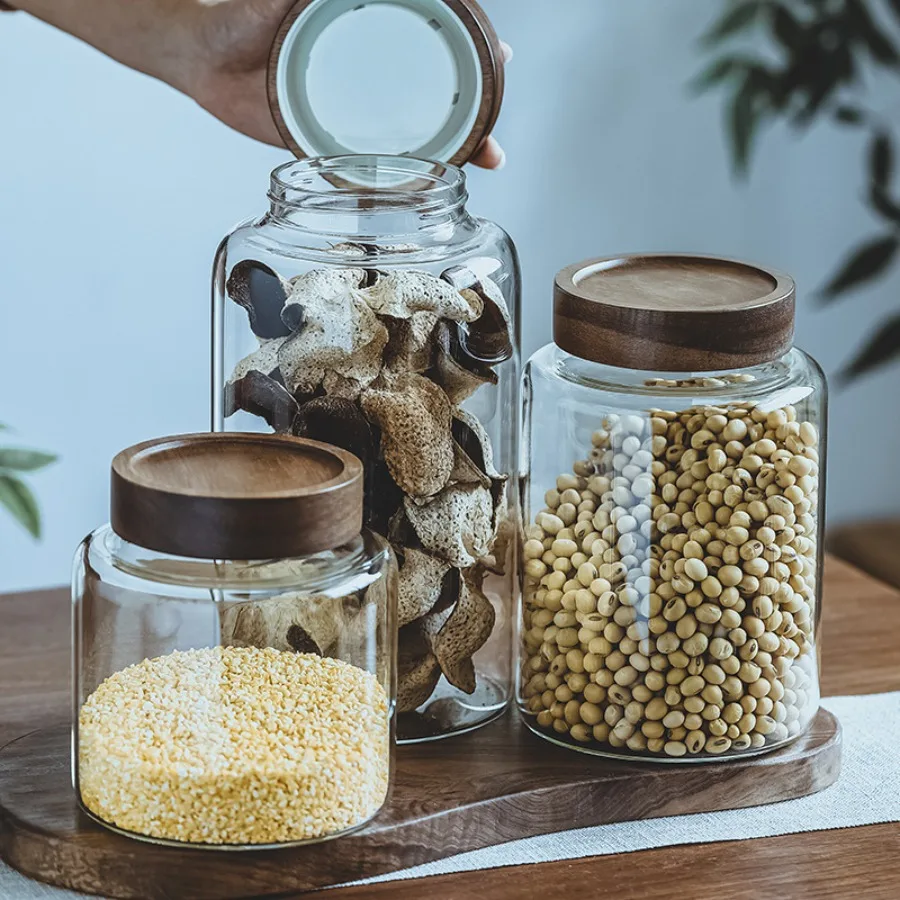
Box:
431 322 498 404
278 270 388 395
293 396 375 469
228 338 284 383
397 549 452 627
368 461 406 535
227 260 292 339
431 571 495 689
220 593 343 657
404 483 494 568
225 369 299 433
397 653 441 713
382 311 439 374
361 373 453 498
364 271 482 323
451 407 504 484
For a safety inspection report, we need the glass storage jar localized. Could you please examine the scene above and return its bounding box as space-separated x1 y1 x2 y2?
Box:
212 155 520 741
519 254 826 761
73 433 397 848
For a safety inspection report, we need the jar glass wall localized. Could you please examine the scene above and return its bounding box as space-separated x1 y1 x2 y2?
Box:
73 526 396 847
212 155 521 741
519 346 827 761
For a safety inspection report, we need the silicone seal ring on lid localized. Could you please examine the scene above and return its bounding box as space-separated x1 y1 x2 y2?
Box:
267 0 504 172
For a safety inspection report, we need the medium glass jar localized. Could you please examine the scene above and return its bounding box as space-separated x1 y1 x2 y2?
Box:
212 155 520 741
519 255 826 761
73 434 397 847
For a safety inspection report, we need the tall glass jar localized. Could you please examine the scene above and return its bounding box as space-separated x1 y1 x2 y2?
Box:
73 434 397 848
213 155 520 741
519 255 826 761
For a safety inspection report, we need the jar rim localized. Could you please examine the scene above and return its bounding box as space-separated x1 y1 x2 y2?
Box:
268 154 467 214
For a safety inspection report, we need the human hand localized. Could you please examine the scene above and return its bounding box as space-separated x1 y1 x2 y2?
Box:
183 0 511 168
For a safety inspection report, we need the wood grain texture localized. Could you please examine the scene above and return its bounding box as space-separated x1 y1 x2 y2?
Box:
0 555 897 900
828 519 900 590
111 433 363 559
553 254 796 371
0 713 840 900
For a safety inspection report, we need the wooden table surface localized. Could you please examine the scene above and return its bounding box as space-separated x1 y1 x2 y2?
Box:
1 556 899 900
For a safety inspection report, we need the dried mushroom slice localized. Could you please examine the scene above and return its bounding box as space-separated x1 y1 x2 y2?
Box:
368 461 406 535
224 369 300 433
480 489 514 575
441 268 513 364
442 657 476 694
219 592 342 657
404 483 494 568
278 270 388 395
228 338 284 383
431 322 498 404
397 652 441 713
382 311 439 374
432 572 495 693
361 373 453 498
292 397 375 469
364 271 482 323
226 260 293 339
397 549 453 628
282 267 367 329
451 407 503 481
321 370 365 400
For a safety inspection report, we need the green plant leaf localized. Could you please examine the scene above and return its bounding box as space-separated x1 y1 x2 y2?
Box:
833 105 865 125
0 474 41 538
702 1 761 45
870 132 894 187
690 56 744 92
820 234 900 301
0 448 57 472
869 184 900 224
846 0 900 65
772 5 805 49
729 76 766 175
840 312 900 381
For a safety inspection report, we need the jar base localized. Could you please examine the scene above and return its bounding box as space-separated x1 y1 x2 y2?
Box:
397 675 509 743
77 799 381 851
521 715 812 763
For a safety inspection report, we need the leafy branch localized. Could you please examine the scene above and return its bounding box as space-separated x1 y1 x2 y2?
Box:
0 427 56 539
693 0 900 380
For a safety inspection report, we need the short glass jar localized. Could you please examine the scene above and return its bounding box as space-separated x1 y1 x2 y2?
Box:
73 434 397 848
519 255 826 761
212 155 520 741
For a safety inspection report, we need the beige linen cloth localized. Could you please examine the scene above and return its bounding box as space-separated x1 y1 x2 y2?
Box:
1 692 898 898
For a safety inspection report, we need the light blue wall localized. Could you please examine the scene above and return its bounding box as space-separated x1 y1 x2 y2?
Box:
1 0 897 591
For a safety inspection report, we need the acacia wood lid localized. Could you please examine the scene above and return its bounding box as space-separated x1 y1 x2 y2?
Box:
111 434 363 560
268 0 504 168
554 254 796 372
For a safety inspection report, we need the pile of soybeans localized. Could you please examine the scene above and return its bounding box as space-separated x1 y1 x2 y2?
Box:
521 402 820 759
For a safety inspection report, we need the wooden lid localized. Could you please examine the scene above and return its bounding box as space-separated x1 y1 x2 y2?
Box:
111 434 363 560
268 0 504 168
554 254 796 371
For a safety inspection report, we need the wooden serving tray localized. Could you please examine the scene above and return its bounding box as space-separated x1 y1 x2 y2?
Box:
0 711 841 900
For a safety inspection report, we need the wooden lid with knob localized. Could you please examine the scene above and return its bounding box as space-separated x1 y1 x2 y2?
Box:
111 434 363 560
553 254 796 372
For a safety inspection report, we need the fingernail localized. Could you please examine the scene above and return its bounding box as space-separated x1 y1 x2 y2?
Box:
501 41 513 63
495 148 507 170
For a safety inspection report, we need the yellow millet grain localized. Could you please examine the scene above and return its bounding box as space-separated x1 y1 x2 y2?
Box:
78 646 390 846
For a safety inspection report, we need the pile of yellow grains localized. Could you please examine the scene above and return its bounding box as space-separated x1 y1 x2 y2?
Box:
78 647 390 845
521 402 820 759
